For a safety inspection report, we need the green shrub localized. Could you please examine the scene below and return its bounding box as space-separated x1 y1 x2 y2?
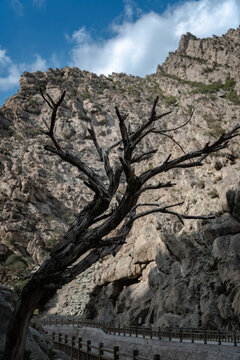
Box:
13 279 29 296
5 254 33 276
223 77 236 91
191 80 223 94
45 237 58 249
191 77 237 95
5 254 26 267
6 128 15 137
227 90 240 104
166 95 177 105
127 86 140 97
23 127 42 137
80 91 91 99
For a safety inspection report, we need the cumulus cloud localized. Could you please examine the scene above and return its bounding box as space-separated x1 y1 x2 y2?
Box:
0 49 47 91
68 0 240 76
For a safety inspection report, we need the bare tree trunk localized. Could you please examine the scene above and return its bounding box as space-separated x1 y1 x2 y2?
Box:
3 89 239 360
3 287 47 360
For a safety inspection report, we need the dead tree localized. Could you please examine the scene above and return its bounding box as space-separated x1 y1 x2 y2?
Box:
3 90 240 360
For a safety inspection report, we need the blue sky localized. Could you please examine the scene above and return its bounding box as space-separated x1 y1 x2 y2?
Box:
0 0 240 105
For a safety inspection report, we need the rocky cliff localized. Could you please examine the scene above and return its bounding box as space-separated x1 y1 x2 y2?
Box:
1 26 240 329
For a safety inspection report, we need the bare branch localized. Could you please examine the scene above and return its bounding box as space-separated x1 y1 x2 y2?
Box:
44 145 108 196
108 166 122 196
96 233 128 247
86 117 115 185
130 96 172 143
115 107 129 154
153 131 187 156
40 88 54 110
131 127 155 150
40 89 66 151
125 202 214 226
91 208 116 225
120 157 135 183
42 117 50 131
140 125 240 184
132 149 158 163
101 146 114 183
106 139 122 155
157 109 195 133
87 118 103 161
137 181 176 195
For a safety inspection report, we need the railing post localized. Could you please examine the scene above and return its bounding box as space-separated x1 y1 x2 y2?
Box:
150 327 153 339
64 335 68 353
204 329 207 344
130 327 132 337
179 328 182 342
119 324 121 335
87 340 91 359
78 337 82 360
133 349 138 360
52 332 55 345
158 327 161 340
71 336 75 360
58 333 61 350
169 327 171 341
113 346 119 360
191 328 194 343
63 335 67 352
218 330 221 345
136 327 138 337
98 342 104 359
153 355 160 360
123 326 126 336
233 329 237 346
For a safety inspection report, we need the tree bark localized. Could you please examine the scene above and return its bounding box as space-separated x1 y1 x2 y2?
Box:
3 286 49 360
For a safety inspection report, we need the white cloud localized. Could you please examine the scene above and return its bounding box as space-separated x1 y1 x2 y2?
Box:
32 0 46 8
28 55 47 72
68 0 240 76
10 0 45 14
10 0 24 16
66 27 91 44
0 50 47 91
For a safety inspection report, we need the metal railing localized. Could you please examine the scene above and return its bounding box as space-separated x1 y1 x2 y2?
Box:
48 331 160 360
40 316 240 346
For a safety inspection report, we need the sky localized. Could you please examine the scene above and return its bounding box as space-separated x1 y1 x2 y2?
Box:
0 0 240 105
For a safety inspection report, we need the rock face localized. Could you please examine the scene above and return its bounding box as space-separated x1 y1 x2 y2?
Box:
1 27 240 329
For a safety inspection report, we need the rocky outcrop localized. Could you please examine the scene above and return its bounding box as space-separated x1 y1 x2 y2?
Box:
1 27 240 329
159 26 240 92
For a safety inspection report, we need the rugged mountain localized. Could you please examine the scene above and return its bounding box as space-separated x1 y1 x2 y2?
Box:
1 26 240 329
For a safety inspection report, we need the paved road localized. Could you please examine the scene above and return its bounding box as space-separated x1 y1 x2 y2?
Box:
43 324 240 360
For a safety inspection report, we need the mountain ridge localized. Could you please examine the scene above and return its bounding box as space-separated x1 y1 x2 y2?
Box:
0 26 240 328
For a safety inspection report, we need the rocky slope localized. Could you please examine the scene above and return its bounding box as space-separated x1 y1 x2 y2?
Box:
0 26 240 329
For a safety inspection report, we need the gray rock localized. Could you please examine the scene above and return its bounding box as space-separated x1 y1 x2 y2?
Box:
1 26 240 332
